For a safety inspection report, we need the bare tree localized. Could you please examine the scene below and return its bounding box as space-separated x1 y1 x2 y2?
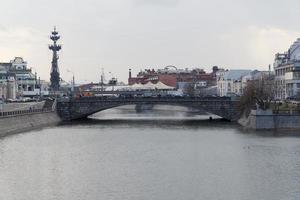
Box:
184 83 196 97
239 75 275 115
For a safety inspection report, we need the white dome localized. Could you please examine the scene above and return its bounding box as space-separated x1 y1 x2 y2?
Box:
289 39 300 61
0 66 7 73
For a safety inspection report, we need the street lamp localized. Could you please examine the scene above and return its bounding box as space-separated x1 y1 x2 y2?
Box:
0 98 3 114
38 77 42 98
66 69 75 93
30 67 38 84
109 72 115 91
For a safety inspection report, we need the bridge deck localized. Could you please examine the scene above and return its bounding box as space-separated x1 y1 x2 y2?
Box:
59 96 234 102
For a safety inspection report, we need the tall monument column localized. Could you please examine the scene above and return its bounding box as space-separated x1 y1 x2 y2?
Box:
49 27 62 91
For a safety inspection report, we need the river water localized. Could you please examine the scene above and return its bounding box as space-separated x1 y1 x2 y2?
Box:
1 105 300 200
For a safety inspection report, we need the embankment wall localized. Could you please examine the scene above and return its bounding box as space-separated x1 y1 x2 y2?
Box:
0 112 61 137
239 109 300 130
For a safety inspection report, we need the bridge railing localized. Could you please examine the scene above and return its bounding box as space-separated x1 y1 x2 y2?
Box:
0 108 54 119
273 109 300 115
59 96 233 102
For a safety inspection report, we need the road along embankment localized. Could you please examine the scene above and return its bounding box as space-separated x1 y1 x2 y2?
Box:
2 101 45 112
0 111 61 137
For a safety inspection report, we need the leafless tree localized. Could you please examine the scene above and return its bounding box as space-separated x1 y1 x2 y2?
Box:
184 83 196 96
239 75 275 115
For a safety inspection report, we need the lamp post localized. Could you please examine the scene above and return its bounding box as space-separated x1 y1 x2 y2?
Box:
30 67 39 99
109 72 115 91
38 77 42 99
30 67 37 84
0 97 3 114
100 68 104 93
66 69 75 94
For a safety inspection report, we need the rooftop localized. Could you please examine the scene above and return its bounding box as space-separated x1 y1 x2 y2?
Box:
223 70 252 80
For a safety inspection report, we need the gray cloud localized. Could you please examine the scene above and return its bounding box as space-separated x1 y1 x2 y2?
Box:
0 0 300 83
133 0 180 7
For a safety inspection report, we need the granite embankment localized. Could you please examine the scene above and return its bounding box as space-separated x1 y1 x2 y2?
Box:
239 109 300 130
2 101 45 112
0 101 61 137
0 111 61 137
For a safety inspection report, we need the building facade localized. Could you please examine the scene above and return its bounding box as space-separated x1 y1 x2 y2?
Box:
217 69 273 97
10 57 37 97
216 69 252 96
0 61 18 100
0 57 49 100
274 38 300 100
128 66 219 89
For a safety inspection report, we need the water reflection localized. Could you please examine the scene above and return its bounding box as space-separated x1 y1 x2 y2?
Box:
63 105 300 137
0 105 300 200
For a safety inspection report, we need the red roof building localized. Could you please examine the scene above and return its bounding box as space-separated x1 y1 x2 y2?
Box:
128 66 219 88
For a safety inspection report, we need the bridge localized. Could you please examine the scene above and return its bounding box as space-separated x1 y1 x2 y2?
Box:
56 96 240 121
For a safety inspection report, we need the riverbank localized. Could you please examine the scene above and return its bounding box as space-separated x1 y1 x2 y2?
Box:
239 109 300 130
0 111 61 137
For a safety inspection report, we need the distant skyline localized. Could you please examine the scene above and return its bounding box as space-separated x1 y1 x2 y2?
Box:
1 0 300 83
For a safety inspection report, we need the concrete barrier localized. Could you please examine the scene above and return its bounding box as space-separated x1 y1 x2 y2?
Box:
0 112 61 137
239 109 300 130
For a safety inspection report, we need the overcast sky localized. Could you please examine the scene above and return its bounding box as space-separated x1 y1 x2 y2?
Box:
1 0 300 83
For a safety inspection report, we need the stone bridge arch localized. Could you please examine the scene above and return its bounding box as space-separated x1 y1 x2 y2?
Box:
56 97 240 121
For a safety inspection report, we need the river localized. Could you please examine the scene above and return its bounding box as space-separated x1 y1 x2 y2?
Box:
0 105 300 200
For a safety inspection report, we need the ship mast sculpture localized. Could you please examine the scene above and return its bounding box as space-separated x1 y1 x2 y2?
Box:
49 27 62 92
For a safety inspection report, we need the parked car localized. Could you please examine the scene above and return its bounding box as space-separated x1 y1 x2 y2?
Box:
6 99 15 103
22 97 33 102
